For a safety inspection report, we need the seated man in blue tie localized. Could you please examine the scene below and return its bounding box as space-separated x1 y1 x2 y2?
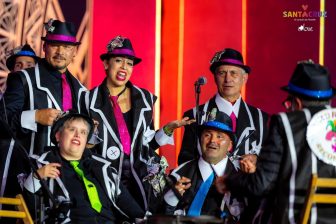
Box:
164 109 245 222
23 111 145 223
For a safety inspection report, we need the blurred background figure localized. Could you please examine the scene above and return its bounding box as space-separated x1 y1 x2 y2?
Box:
223 60 336 224
0 44 39 99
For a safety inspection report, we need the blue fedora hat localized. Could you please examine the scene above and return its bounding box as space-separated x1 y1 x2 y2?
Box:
6 44 39 71
281 60 335 100
198 108 235 142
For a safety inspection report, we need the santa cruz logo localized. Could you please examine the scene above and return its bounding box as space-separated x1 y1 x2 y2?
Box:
283 4 327 22
307 109 336 166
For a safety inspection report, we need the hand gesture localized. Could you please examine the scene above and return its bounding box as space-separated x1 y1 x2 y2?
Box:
35 108 62 126
36 163 61 179
239 154 257 173
163 117 196 135
175 176 191 196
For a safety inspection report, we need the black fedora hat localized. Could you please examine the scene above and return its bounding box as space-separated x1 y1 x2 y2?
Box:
6 44 39 71
198 108 236 142
210 48 251 74
100 35 141 65
41 19 80 45
50 111 94 145
281 60 335 100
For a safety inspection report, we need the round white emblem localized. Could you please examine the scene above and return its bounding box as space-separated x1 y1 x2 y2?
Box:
307 108 336 167
106 146 120 160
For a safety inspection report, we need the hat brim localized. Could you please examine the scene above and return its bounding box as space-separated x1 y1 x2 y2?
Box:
50 113 94 146
281 85 336 100
100 53 142 65
41 37 81 45
6 54 40 71
210 61 251 74
198 125 236 143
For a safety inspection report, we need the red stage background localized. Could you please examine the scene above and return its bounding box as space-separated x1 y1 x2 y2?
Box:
90 0 336 169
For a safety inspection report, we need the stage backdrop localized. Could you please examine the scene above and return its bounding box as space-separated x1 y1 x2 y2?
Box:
0 0 335 169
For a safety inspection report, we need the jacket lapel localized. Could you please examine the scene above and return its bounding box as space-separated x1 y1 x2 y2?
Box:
235 101 255 150
90 83 122 148
130 84 153 150
35 63 61 110
89 155 116 202
67 72 87 111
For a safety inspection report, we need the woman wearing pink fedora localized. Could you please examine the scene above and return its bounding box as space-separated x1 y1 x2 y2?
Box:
81 35 194 221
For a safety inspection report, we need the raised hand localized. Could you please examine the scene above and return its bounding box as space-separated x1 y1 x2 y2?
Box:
163 117 196 135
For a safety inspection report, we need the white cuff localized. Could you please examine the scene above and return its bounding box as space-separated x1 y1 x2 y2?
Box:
155 128 174 146
164 189 179 206
24 173 41 193
21 110 37 131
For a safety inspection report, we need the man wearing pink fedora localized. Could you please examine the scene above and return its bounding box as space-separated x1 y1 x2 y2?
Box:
0 19 86 210
178 48 269 221
0 19 86 157
179 48 268 168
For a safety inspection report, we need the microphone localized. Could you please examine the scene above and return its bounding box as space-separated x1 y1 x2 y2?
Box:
195 76 207 86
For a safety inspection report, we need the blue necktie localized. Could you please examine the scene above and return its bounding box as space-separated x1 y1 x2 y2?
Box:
187 172 215 216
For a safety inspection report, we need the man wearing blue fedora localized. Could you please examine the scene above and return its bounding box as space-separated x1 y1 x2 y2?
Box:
164 110 245 222
178 48 269 221
0 44 39 99
222 60 336 223
0 44 39 206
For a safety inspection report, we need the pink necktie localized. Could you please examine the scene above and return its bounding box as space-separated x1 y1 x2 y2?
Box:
61 74 72 111
110 96 131 155
230 111 237 132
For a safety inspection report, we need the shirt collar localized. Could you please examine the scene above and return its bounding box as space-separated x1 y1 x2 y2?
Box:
198 156 228 181
41 59 67 79
215 93 241 118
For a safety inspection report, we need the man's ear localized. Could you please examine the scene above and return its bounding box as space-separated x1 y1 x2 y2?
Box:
294 97 303 110
228 140 233 152
42 43 46 53
243 73 248 84
55 131 61 143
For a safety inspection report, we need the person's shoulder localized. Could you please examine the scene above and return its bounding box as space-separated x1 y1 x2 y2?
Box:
133 84 154 96
131 83 157 103
244 101 269 116
172 159 197 174
6 69 33 84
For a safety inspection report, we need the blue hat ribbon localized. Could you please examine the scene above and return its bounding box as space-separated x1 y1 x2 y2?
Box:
288 83 333 98
16 50 36 57
203 121 232 132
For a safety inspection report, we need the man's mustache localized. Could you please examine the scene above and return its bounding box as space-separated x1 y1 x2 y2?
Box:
53 55 66 60
207 143 218 148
